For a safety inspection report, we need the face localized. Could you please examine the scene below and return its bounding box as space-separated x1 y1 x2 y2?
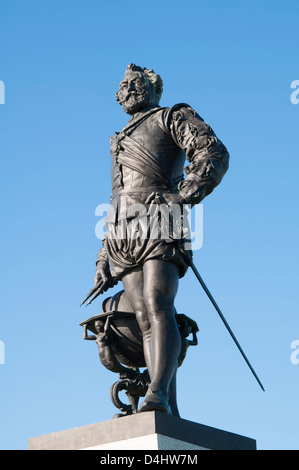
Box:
116 71 157 115
94 320 103 332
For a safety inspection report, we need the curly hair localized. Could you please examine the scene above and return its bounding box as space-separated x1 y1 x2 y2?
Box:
124 63 163 102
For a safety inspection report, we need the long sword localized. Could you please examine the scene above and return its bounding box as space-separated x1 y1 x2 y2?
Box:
154 193 265 392
188 256 265 392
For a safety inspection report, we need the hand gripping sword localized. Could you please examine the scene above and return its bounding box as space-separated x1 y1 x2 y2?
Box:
154 193 265 392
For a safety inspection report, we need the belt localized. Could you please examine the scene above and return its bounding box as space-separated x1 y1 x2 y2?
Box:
111 187 178 198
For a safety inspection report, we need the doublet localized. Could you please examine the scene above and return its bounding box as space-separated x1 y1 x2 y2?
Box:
109 103 229 208
98 103 229 279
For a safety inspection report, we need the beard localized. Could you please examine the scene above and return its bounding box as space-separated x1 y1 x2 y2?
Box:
121 91 154 115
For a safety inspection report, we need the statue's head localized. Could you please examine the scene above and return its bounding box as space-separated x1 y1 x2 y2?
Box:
94 320 104 333
116 63 163 115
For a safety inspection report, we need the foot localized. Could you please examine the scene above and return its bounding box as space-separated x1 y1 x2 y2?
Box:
139 388 171 414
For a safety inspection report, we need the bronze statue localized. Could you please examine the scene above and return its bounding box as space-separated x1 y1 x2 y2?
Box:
81 64 230 415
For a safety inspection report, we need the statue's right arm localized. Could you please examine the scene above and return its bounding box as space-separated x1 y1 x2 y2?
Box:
94 236 118 289
95 236 109 282
83 324 96 341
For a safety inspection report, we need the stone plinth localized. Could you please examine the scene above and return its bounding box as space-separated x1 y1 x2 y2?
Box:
28 411 256 450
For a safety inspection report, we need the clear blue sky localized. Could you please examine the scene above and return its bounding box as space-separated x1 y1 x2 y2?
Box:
0 0 298 450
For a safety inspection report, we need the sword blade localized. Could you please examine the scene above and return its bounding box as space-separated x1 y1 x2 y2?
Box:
190 261 265 392
80 287 97 306
86 283 105 306
80 280 105 307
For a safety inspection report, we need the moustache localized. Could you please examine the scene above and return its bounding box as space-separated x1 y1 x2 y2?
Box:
122 90 148 103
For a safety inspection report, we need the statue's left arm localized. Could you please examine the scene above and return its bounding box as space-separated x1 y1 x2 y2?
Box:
168 103 230 207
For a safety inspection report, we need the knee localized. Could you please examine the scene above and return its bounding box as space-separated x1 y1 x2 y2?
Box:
135 309 150 334
144 291 174 321
124 294 150 333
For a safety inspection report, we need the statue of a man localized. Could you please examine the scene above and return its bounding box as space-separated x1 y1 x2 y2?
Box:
93 64 229 414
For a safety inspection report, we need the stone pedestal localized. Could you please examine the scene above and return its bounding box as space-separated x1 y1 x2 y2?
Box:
28 411 256 450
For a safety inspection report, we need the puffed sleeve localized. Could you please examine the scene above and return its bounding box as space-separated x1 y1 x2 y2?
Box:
167 103 229 206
